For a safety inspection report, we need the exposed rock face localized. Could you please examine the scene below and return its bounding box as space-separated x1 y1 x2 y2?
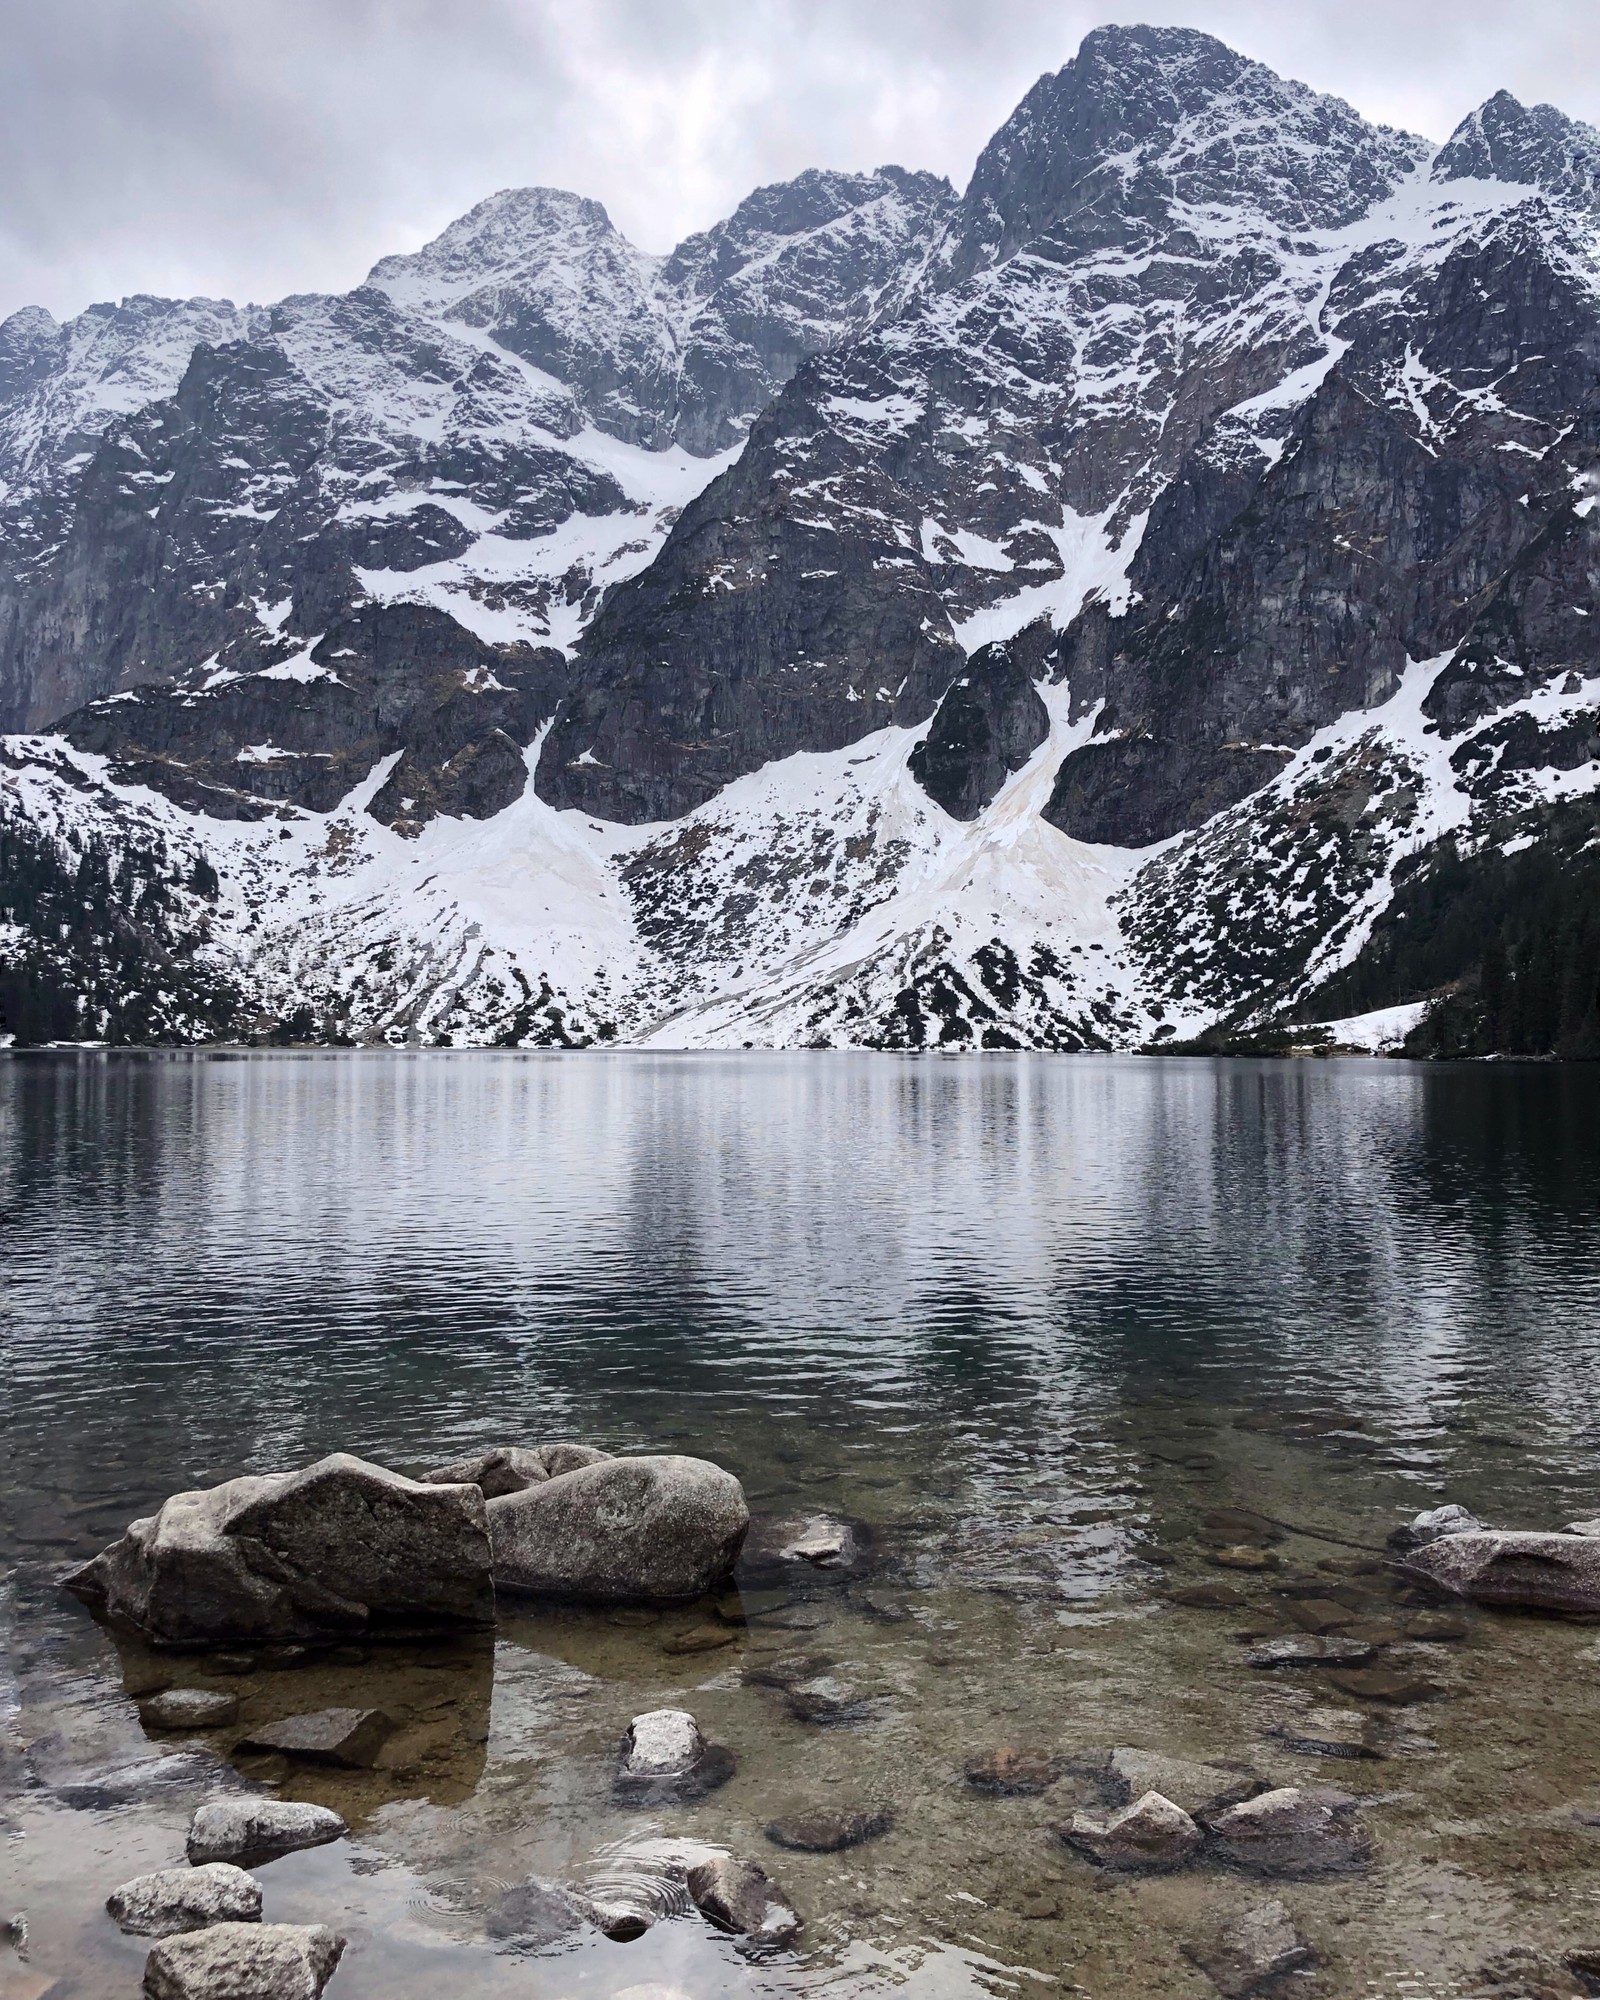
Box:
107 1864 261 1938
142 1921 344 2000
1063 1790 1203 1869
235 1707 397 1768
186 1800 348 1868
489 1454 748 1603
64 1453 494 1646
685 1853 800 1946
1182 1898 1316 1997
422 1442 610 1498
1204 1786 1372 1874
1399 1531 1600 1614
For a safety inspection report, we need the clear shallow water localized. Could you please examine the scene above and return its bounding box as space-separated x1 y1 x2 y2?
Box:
3 1051 1600 1998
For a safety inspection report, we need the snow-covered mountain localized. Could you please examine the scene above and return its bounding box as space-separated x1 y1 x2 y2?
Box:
3 25 1599 1054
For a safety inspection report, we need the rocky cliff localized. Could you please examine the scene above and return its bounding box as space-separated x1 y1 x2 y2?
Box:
2 27 1598 1053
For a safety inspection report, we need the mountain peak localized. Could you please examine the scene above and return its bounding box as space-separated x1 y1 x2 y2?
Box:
942 21 1428 286
1433 90 1600 210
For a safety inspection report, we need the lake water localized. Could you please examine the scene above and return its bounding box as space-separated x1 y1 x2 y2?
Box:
4 1051 1600 1998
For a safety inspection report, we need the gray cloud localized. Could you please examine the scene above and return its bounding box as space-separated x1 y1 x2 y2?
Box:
3 0 1598 323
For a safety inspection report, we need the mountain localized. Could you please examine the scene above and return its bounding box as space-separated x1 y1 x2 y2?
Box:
2 25 1599 1054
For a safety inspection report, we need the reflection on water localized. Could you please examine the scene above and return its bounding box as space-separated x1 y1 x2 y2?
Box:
3 1052 1600 1998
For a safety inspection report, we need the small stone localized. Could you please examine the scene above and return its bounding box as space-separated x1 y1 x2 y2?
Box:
107 1864 261 1938
1209 1547 1279 1572
1018 1893 1060 1920
1183 1897 1315 1997
1201 1510 1284 1545
785 1676 881 1726
1244 1636 1376 1670
686 1854 799 1945
766 1807 892 1852
187 1800 347 1868
1270 1708 1380 1760
964 1746 1060 1796
140 1690 240 1732
1166 1583 1249 1609
1064 1791 1202 1870
1386 1503 1486 1553
660 1625 736 1656
850 1591 912 1622
1205 1786 1371 1874
1281 1598 1355 1636
142 1921 344 2000
614 1709 735 1802
759 1605 829 1631
1326 1667 1440 1706
1405 1612 1471 1642
210 1655 255 1676
1476 1946 1588 1998
235 1707 395 1768
743 1650 833 1689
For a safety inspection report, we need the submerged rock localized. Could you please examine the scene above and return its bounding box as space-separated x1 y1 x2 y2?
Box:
142 1921 344 2000
64 1453 494 1647
614 1709 736 1803
54 1751 236 1810
686 1854 800 1946
1476 1946 1589 1998
422 1443 610 1498
766 1807 892 1852
784 1675 884 1726
1270 1707 1381 1759
964 1746 1060 1796
1326 1666 1440 1705
108 1864 261 1939
187 1799 348 1868
1183 1898 1316 1997
140 1690 240 1732
1387 1503 1486 1553
1205 1786 1372 1874
1400 1531 1600 1615
1064 1790 1202 1870
485 1878 590 1949
1104 1748 1261 1817
1244 1636 1376 1670
236 1708 395 1768
737 1512 871 1586
490 1455 748 1604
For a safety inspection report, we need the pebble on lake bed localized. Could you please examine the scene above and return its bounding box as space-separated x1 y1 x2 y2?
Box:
235 1707 395 1768
142 1921 344 2000
964 1746 1061 1795
1244 1636 1376 1670
766 1807 893 1851
107 1864 261 1938
1204 1787 1372 1874
1270 1707 1381 1760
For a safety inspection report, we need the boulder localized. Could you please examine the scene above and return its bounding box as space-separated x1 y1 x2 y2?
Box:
109 1864 261 1938
964 1747 1060 1796
489 1455 747 1604
1183 1898 1315 1997
235 1707 395 1768
766 1807 892 1851
1063 1791 1202 1870
422 1443 610 1498
1400 1532 1600 1615
140 1690 240 1732
142 1922 344 2000
187 1800 347 1868
614 1709 736 1804
1387 1503 1486 1553
65 1454 494 1647
1102 1749 1260 1817
1205 1786 1371 1874
685 1854 800 1946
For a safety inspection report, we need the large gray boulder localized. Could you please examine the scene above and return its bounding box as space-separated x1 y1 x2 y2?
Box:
187 1799 347 1868
422 1443 610 1498
108 1864 261 1938
142 1922 343 1999
1400 1531 1600 1614
65 1453 494 1646
489 1454 748 1604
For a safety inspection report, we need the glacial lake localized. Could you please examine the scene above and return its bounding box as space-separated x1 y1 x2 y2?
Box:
4 1050 1600 1998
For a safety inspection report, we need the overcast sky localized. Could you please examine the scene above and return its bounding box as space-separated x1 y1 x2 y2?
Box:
4 0 1598 325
